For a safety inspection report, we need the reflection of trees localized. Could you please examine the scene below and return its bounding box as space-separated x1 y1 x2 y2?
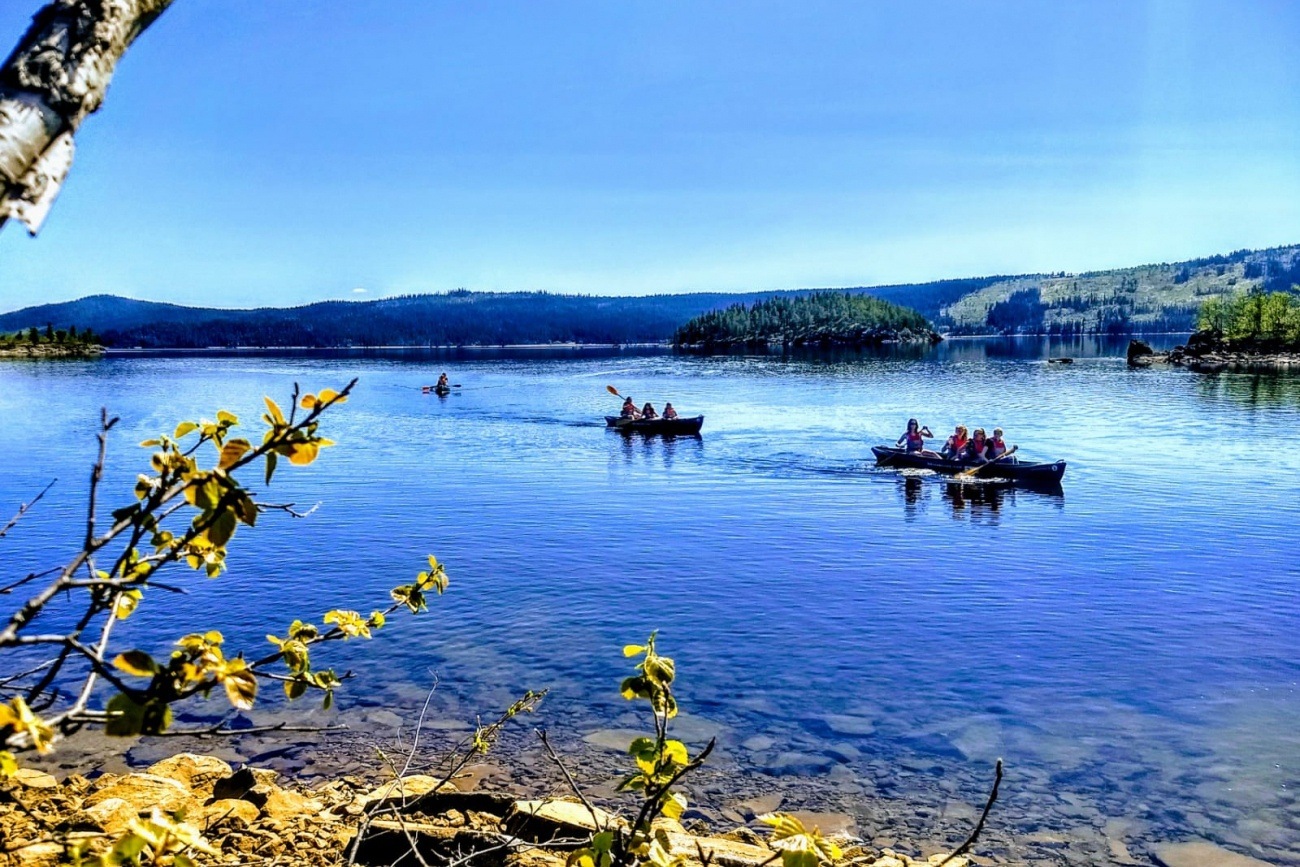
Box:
1196 373 1300 409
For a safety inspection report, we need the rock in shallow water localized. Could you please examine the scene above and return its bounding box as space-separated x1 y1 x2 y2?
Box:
764 751 836 776
821 715 877 737
1154 840 1277 867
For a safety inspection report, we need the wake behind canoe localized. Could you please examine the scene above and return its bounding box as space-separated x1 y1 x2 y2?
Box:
871 446 1066 486
605 415 705 435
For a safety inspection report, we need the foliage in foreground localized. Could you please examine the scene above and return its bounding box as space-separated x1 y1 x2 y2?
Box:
673 291 933 347
0 382 449 766
565 633 841 867
1197 290 1300 347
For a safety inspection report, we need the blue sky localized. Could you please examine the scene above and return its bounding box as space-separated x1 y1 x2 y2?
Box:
2 0 1299 311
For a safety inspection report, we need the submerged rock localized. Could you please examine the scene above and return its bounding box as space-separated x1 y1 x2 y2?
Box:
1154 840 1277 867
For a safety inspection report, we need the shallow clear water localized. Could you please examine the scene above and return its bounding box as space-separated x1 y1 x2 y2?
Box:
3 338 1299 863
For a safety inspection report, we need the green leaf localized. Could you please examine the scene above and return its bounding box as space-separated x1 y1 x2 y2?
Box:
264 451 278 485
205 509 237 548
284 678 308 700
661 791 687 820
114 589 143 620
217 410 238 425
217 438 252 470
662 739 689 766
105 694 173 737
113 650 159 677
174 421 199 439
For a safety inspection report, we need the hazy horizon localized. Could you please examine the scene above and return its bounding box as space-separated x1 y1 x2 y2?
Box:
2 1 1299 310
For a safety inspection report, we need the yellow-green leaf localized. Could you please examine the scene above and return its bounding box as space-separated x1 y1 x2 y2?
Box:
623 644 645 657
217 438 252 470
113 650 159 677
0 750 16 778
114 589 143 620
174 421 199 439
223 669 257 711
264 396 285 425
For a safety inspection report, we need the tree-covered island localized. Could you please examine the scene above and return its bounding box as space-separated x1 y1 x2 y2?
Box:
672 291 940 349
0 323 103 358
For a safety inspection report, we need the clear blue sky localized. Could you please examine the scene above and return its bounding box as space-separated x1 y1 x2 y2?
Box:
2 1 1299 311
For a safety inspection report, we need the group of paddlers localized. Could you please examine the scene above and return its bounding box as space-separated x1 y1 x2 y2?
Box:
897 418 1013 463
620 397 679 421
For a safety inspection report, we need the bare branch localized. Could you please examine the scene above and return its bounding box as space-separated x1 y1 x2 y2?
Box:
936 758 1003 867
0 478 55 540
537 728 605 831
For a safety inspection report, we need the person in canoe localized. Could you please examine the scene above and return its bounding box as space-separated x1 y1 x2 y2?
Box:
941 425 969 461
986 428 1012 461
964 428 990 464
897 418 940 457
620 397 641 419
641 402 659 420
663 403 679 420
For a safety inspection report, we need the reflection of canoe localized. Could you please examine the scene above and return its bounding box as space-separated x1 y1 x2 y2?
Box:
871 446 1066 486
605 416 704 435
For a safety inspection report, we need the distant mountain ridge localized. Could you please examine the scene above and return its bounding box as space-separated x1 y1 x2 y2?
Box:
3 242 1297 346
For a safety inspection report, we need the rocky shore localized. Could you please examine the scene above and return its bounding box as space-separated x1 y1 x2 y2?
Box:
1 752 974 867
2 739 1286 867
0 343 103 359
1127 333 1300 373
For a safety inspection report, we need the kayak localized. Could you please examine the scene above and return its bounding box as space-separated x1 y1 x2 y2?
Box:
870 446 1066 486
605 415 705 435
434 387 451 396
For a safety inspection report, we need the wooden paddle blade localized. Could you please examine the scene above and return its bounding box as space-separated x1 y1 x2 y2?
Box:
606 385 621 397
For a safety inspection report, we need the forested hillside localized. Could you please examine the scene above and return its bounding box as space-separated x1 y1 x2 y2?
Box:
937 245 1300 335
4 243 1298 345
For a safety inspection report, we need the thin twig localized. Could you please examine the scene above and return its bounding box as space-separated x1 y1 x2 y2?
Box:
936 758 1003 867
537 728 604 831
149 721 350 738
0 479 56 541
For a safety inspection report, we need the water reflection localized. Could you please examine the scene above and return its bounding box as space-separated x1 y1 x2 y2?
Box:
613 432 704 468
1196 371 1300 409
897 474 1064 522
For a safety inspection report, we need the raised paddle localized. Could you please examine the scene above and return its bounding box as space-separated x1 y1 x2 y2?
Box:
606 385 639 426
954 445 1018 481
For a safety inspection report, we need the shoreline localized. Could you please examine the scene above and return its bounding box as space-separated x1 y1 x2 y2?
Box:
0 344 103 359
1127 336 1300 373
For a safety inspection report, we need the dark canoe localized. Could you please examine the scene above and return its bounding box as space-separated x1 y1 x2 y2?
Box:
434 387 451 396
605 415 704 435
871 446 1066 486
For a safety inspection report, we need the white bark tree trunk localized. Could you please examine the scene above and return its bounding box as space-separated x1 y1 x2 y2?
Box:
0 0 172 235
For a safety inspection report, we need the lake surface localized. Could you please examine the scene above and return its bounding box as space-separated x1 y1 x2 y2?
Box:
3 337 1299 865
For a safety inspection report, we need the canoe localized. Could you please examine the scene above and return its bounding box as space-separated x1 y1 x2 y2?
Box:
434 387 451 396
870 446 1066 486
605 415 704 435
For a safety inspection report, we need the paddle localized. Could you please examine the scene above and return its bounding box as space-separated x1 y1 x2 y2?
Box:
954 445 1018 480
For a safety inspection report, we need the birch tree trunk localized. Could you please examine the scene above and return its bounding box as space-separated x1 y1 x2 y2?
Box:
0 0 172 235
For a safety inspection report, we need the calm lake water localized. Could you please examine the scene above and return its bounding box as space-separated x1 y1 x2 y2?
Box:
3 338 1299 864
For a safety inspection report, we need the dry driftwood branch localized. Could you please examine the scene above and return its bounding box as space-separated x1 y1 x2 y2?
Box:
0 0 174 234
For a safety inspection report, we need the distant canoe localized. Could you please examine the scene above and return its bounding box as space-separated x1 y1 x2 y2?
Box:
870 446 1066 486
605 415 704 435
